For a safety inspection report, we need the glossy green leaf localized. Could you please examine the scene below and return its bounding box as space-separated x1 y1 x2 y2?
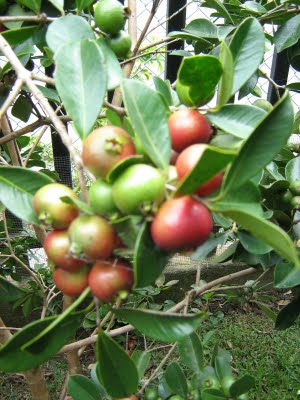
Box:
114 308 204 342
4 4 34 30
54 39 107 139
46 15 95 54
238 72 258 99
202 388 227 400
17 0 41 13
223 93 293 192
229 375 255 396
165 362 188 398
24 85 60 104
107 156 144 183
229 17 264 95
176 146 236 195
178 332 204 372
237 231 272 255
0 314 82 372
252 301 277 322
285 157 300 183
133 222 169 288
275 297 300 330
153 76 173 106
206 105 266 139
203 0 234 24
177 55 223 106
96 38 122 90
191 232 229 262
11 95 32 123
0 167 53 224
215 355 232 381
274 261 300 288
274 14 300 52
217 42 233 108
244 1 266 13
2 26 39 47
0 275 28 302
112 216 142 249
122 79 171 169
96 331 138 398
131 350 151 380
49 0 64 14
68 375 101 400
184 18 218 38
76 0 95 11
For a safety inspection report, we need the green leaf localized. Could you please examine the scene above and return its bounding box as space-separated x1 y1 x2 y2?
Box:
223 93 293 193
177 55 223 106
68 375 101 400
191 232 229 262
0 314 82 372
229 374 255 396
202 0 234 24
122 79 171 169
112 216 142 249
96 331 138 398
54 39 107 139
153 76 173 106
96 38 122 90
274 14 300 52
131 350 151 380
176 146 236 196
107 155 144 183
178 332 204 372
184 18 218 38
114 308 204 342
285 157 300 183
4 4 34 30
217 42 233 108
17 0 41 13
0 167 53 224
275 297 300 330
229 17 264 95
274 261 300 288
46 15 95 54
11 95 32 123
76 0 95 12
49 0 64 14
165 362 188 398
133 222 169 288
252 301 277 322
2 26 39 47
0 275 28 302
243 1 266 14
215 355 232 381
202 388 227 400
237 231 272 255
60 195 93 215
206 105 266 139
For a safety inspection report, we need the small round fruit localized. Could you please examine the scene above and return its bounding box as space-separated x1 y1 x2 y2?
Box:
89 179 119 217
176 144 223 197
168 109 213 152
88 260 133 302
44 230 85 271
33 183 79 229
151 196 213 250
108 30 132 59
145 388 158 400
82 126 136 179
290 179 300 195
291 196 300 209
68 215 115 260
94 0 126 35
53 266 89 296
112 164 165 215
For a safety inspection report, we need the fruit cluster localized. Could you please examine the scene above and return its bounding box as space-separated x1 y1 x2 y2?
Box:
34 108 221 299
94 0 132 59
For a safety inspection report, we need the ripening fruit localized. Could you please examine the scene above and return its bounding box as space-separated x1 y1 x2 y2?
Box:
53 266 89 296
108 30 132 59
168 109 213 152
94 0 126 35
151 196 213 250
44 230 85 271
33 183 79 229
145 388 159 400
112 164 166 215
290 179 300 195
82 126 136 179
89 179 119 217
113 396 137 400
176 144 223 197
88 260 134 302
68 215 115 260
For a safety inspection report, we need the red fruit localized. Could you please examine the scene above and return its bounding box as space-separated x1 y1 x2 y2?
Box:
82 126 136 178
168 109 213 152
151 196 212 250
68 215 115 261
88 260 133 302
33 183 79 229
44 230 85 271
53 266 89 297
176 144 223 196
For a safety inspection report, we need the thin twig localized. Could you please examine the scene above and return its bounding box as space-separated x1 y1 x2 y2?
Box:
0 78 24 119
32 73 55 86
0 14 55 23
259 68 282 100
0 327 21 331
24 126 48 167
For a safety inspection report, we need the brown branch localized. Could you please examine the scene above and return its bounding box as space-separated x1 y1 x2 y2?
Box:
31 73 55 86
0 14 55 23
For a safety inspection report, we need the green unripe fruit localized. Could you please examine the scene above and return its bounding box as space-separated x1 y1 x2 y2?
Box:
290 179 300 195
281 190 293 204
112 164 166 215
291 196 300 209
169 396 184 400
108 30 132 59
145 387 158 400
253 99 273 112
94 0 126 35
89 179 119 217
237 394 249 400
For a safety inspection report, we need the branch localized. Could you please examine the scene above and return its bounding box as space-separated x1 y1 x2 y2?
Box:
0 14 55 23
0 78 24 119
